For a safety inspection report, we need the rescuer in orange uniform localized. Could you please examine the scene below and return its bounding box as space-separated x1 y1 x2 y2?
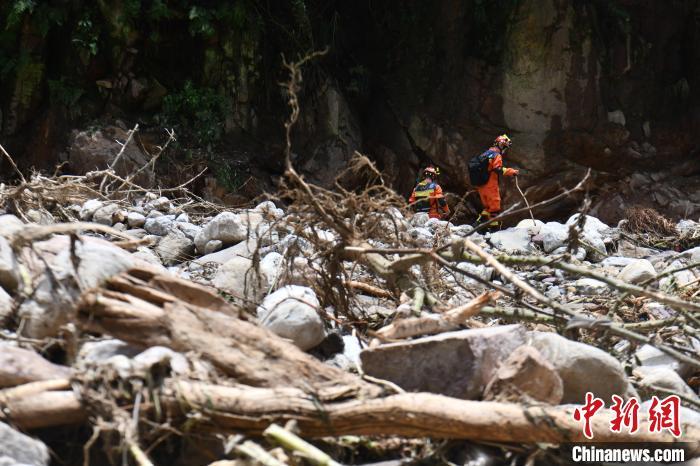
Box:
409 166 450 219
476 135 519 226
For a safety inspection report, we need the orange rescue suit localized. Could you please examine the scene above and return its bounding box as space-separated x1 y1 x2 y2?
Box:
409 180 450 219
477 147 518 217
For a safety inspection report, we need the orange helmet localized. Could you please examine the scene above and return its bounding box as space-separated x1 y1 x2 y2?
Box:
494 134 512 148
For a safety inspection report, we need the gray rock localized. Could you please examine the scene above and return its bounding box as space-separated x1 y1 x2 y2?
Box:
125 228 147 239
79 199 103 221
0 287 12 326
407 227 433 247
360 325 527 399
679 246 700 263
131 246 162 267
156 229 194 265
175 222 202 241
633 366 698 401
145 196 172 213
146 209 163 219
176 213 190 223
529 331 636 403
618 259 656 284
144 215 175 236
194 212 248 253
410 212 430 227
204 240 223 255
601 256 639 268
0 343 71 388
0 422 49 466
92 203 120 226
257 285 325 351
0 237 19 292
574 278 608 295
0 215 23 239
483 345 563 404
488 228 533 254
127 211 146 228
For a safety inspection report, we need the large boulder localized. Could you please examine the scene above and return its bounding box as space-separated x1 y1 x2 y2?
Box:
618 259 657 284
256 285 325 351
483 345 563 404
68 126 154 186
0 422 49 466
529 331 636 403
0 343 70 388
360 325 527 399
212 256 266 303
16 236 154 338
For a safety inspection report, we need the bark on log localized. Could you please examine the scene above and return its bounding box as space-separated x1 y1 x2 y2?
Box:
76 268 382 401
5 382 699 446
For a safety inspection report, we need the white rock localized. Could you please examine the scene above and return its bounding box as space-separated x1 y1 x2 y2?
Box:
618 259 656 284
488 228 533 254
424 218 448 232
127 211 146 228
679 246 700 263
0 421 50 466
204 240 223 255
144 215 175 236
660 260 697 290
17 236 149 338
254 201 284 219
633 366 698 401
635 344 689 376
407 227 433 247
92 203 119 225
0 214 23 238
77 339 140 365
212 256 266 303
194 212 248 253
257 285 325 351
79 199 103 220
515 218 544 235
0 237 19 292
132 346 189 375
176 213 190 223
566 214 611 236
146 196 172 213
601 256 639 268
0 287 12 326
195 239 257 265
529 331 636 403
540 222 569 253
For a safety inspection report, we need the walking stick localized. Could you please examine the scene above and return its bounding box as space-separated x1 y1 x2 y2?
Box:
514 175 535 222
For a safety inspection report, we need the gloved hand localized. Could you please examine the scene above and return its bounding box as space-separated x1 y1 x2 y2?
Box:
503 167 519 176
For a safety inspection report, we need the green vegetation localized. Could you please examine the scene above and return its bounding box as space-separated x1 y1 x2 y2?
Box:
160 81 227 148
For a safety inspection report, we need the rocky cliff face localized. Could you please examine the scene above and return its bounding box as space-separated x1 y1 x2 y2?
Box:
1 0 699 223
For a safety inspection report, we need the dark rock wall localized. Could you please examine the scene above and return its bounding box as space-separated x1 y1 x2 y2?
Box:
1 0 699 221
